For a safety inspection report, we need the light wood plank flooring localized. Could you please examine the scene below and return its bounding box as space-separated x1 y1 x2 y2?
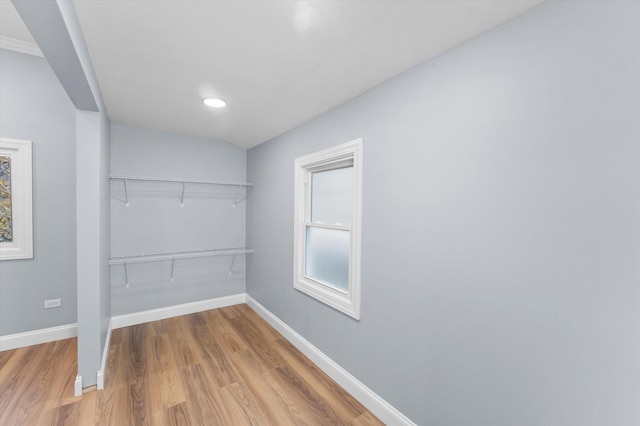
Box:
0 304 383 425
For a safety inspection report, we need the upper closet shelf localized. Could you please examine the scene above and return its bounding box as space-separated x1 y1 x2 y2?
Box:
109 247 254 265
109 175 254 207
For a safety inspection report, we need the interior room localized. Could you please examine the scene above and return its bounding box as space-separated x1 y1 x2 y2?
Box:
1 1 638 425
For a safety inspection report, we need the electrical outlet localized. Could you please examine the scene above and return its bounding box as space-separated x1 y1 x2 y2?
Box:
44 299 61 309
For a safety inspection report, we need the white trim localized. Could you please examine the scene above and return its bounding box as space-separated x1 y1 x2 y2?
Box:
0 323 77 351
96 370 104 391
111 293 246 329
293 138 363 319
0 36 43 58
0 138 33 260
74 375 83 397
245 295 416 426
1 295 413 423
96 318 113 390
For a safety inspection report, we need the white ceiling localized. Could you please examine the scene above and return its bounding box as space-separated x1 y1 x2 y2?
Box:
2 0 542 149
0 1 33 41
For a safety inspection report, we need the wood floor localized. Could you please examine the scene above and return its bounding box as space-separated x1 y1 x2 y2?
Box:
0 304 383 425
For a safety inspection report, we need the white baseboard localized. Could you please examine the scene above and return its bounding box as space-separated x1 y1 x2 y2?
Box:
0 323 77 351
3 294 414 424
97 318 113 390
74 375 83 397
245 295 416 426
111 293 247 329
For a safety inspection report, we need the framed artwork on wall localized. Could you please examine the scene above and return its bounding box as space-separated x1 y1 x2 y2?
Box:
0 138 33 260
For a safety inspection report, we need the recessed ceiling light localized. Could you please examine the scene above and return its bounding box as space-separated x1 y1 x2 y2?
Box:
203 97 227 108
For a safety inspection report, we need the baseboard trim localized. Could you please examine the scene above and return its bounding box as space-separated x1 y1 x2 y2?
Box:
111 293 247 329
97 318 113 390
0 323 77 351
74 375 83 397
245 295 416 426
5 294 413 423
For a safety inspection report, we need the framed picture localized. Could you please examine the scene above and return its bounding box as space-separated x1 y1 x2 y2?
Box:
0 138 33 260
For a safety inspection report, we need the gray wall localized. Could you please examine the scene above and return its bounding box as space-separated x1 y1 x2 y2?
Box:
76 110 110 386
246 2 640 425
110 124 247 315
11 0 112 388
0 49 77 336
99 110 111 363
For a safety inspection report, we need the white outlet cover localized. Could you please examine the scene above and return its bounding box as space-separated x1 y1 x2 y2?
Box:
44 299 61 308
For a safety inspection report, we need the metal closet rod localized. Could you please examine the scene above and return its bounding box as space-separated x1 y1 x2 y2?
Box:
109 247 254 265
109 175 254 187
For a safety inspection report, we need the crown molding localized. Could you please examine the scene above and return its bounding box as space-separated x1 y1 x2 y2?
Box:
0 35 43 57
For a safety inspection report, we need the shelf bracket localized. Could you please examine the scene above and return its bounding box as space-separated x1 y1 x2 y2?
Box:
232 184 247 208
124 179 130 207
180 182 186 207
228 253 237 275
170 258 176 282
124 263 130 288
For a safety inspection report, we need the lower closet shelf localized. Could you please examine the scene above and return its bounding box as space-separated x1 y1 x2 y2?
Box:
109 247 253 265
109 247 253 287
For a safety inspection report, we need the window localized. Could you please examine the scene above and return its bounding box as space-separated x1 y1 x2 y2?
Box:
293 139 362 319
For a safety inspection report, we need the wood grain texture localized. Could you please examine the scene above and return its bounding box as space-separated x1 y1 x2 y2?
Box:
0 304 384 425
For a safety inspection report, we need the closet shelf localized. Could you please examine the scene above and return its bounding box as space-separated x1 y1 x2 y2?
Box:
110 247 254 287
109 175 254 187
109 175 253 207
109 247 254 265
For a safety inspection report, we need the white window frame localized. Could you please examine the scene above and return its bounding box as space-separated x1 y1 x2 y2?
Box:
293 138 363 320
0 138 33 260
